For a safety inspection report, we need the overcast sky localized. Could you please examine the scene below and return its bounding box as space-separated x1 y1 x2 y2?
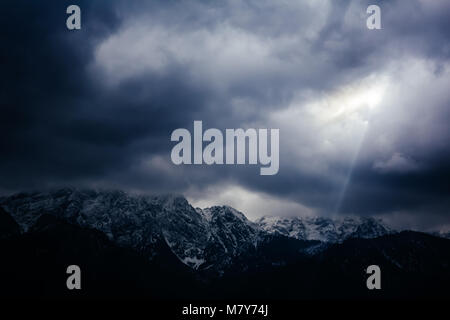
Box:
2 0 450 230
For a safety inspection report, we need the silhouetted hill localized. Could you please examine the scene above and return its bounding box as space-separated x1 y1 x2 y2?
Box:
0 213 201 299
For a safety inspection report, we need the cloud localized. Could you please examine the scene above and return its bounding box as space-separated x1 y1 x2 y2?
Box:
373 153 421 174
1 0 450 230
186 184 315 221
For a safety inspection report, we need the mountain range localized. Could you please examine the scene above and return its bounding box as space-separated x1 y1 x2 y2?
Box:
0 188 449 299
0 188 395 270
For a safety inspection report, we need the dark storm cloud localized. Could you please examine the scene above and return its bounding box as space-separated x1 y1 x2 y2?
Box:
0 0 213 190
1 0 450 230
1 0 121 187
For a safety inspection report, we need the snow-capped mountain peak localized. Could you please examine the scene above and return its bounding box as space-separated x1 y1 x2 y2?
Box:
199 205 251 224
256 215 393 243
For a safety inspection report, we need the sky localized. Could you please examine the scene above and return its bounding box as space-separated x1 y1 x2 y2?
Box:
1 0 450 231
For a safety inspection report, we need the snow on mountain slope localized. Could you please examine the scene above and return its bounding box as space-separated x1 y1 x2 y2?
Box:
256 215 393 243
198 206 261 254
0 189 208 268
430 231 450 240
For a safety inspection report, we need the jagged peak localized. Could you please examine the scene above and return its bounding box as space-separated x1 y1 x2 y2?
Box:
257 214 390 226
256 214 394 242
199 205 249 223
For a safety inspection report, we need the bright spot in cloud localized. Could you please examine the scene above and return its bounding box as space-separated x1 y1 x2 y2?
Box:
186 184 315 221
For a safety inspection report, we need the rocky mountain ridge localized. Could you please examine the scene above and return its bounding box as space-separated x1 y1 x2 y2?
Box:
256 215 393 243
0 188 415 271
